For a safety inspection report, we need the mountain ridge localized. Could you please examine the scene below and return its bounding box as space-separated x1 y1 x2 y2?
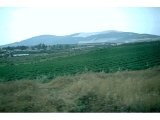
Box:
2 30 160 47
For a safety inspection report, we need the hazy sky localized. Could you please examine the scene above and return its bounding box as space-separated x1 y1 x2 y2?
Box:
0 7 160 45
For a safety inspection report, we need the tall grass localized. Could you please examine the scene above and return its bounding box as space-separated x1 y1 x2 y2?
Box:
0 66 160 112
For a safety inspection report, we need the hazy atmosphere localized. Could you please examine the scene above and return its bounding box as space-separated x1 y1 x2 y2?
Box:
0 7 160 45
0 6 160 112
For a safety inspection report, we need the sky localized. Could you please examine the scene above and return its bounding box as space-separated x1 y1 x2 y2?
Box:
0 7 160 45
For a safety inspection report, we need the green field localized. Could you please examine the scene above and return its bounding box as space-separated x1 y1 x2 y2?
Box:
0 41 160 112
0 41 160 82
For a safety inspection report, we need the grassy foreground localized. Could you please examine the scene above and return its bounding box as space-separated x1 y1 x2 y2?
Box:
0 66 160 112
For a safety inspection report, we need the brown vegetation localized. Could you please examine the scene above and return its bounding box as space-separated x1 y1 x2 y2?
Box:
0 66 160 112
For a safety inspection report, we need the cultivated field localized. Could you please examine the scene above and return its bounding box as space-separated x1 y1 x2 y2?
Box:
0 41 160 112
0 41 160 82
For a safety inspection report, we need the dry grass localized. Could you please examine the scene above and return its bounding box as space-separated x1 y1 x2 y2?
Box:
0 67 160 112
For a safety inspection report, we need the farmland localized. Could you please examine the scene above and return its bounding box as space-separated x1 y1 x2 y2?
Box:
0 41 160 82
0 41 160 112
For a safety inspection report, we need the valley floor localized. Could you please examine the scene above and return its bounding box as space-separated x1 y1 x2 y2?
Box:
0 66 160 112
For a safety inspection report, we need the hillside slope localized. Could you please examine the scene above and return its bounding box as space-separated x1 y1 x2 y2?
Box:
0 41 160 81
2 30 160 47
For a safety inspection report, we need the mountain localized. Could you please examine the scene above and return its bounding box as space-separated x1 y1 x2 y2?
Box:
2 30 160 47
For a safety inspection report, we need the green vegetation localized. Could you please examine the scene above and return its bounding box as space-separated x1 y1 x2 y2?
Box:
0 41 160 112
0 41 160 82
0 67 160 112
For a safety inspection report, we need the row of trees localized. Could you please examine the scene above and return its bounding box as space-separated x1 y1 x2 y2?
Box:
2 46 29 51
2 44 74 51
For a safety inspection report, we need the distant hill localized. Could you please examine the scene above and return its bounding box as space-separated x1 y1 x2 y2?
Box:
2 30 160 47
